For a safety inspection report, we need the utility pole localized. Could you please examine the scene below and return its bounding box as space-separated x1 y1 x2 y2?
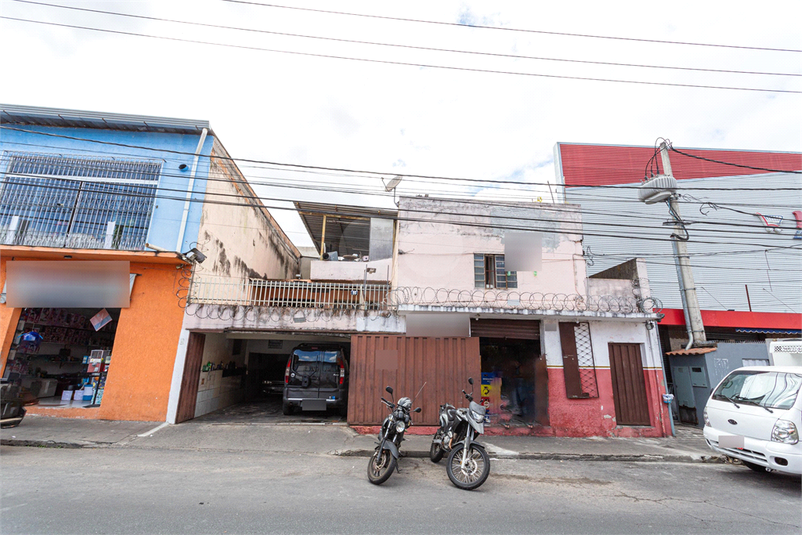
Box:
659 142 707 345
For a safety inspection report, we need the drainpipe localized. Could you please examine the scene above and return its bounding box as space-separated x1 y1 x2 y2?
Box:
176 128 209 252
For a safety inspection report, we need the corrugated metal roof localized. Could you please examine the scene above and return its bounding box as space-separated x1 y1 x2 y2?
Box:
736 328 801 334
665 347 718 356
0 103 211 135
567 172 802 315
556 143 802 187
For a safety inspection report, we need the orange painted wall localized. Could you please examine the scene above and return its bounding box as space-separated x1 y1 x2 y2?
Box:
0 256 186 422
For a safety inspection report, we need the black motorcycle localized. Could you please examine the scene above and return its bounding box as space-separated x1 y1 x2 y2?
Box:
430 377 490 490
1 379 37 429
367 386 421 485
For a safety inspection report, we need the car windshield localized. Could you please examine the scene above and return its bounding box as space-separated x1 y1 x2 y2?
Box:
713 371 802 410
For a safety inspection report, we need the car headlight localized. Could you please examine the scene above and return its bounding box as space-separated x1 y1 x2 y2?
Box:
771 420 799 444
470 409 484 423
703 407 710 427
395 421 406 433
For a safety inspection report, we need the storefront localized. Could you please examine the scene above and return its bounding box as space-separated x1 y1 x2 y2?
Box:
5 307 118 408
471 319 548 429
0 247 189 422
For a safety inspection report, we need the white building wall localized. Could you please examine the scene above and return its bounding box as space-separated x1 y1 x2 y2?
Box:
396 197 586 296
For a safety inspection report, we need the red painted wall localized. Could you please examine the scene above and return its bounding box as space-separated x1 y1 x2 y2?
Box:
547 368 671 437
660 308 801 330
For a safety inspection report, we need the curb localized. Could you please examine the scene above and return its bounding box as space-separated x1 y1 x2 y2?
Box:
1 438 90 449
330 448 725 463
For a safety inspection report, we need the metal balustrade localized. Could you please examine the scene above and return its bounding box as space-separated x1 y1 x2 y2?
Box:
188 276 392 310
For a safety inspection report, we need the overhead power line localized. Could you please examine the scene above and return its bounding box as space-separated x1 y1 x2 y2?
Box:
11 1 802 79
2 126 801 192
2 174 798 250
222 0 802 54
1 16 800 95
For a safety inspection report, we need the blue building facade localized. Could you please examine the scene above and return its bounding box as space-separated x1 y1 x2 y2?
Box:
0 105 214 255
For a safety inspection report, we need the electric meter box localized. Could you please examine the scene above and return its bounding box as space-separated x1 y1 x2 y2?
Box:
690 366 709 387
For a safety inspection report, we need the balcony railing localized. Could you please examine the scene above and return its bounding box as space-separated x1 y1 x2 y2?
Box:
188 276 391 310
187 276 656 316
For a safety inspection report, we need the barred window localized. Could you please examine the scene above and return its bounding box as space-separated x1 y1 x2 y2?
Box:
0 153 161 250
474 253 517 289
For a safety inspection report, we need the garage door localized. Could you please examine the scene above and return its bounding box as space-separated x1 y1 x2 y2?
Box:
348 335 480 425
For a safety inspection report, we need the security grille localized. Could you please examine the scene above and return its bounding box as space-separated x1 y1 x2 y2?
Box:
0 153 160 250
574 322 599 398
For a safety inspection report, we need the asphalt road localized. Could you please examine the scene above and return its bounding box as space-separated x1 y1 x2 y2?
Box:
1 446 799 535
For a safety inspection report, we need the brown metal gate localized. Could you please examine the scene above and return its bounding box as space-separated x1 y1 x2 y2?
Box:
470 318 539 340
608 343 650 426
348 335 480 425
175 333 205 424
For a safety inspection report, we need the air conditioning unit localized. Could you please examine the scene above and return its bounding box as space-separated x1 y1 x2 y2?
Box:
638 174 678 204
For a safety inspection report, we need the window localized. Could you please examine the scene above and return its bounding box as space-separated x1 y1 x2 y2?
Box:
713 370 802 410
474 254 517 289
0 152 161 250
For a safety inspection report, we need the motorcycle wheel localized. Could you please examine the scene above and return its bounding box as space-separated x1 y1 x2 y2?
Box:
446 443 490 490
367 447 397 485
430 430 445 463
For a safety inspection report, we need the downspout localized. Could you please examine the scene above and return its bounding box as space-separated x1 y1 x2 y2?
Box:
176 128 209 252
672 239 694 350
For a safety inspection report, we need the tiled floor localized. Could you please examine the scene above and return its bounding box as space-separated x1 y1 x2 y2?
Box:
36 396 94 408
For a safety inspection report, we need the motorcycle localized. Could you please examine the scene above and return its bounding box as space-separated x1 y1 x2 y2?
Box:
1 379 38 429
430 377 491 490
367 385 421 485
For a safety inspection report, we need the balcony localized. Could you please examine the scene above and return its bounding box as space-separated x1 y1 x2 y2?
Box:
188 276 391 310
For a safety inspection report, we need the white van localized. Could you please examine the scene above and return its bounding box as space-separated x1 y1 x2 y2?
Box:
703 366 802 476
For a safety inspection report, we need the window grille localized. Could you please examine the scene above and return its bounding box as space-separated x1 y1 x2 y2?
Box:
573 323 599 398
0 153 161 250
474 253 517 289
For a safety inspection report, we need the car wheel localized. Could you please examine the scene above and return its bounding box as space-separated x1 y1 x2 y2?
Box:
282 401 293 415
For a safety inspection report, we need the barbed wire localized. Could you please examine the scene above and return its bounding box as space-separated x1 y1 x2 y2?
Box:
388 287 657 314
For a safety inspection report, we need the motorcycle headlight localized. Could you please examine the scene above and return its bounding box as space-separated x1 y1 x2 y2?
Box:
771 419 799 444
395 421 406 433
470 409 484 423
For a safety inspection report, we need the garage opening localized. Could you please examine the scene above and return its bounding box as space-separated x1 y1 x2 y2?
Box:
2 307 118 408
179 333 351 423
471 319 548 427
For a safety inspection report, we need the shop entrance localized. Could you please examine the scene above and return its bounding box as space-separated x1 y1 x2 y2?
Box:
471 319 548 427
2 307 118 408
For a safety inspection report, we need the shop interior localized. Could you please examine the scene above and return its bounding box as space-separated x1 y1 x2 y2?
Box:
480 337 546 427
3 307 118 408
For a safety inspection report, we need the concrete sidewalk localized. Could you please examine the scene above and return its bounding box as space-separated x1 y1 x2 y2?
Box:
1 415 722 463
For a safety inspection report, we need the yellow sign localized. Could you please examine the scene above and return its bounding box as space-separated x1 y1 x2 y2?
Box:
481 385 492 396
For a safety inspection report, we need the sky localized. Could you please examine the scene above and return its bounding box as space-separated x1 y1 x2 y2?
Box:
1 0 800 247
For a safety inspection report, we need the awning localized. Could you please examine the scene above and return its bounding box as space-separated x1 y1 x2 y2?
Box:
665 347 718 356
735 328 801 335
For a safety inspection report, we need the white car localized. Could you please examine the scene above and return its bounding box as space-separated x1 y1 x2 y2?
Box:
703 366 802 476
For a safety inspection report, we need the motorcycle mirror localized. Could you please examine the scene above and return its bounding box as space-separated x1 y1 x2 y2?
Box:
385 386 393 395
414 407 422 413
468 377 474 385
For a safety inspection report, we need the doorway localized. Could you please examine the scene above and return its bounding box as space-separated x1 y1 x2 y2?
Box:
609 343 651 426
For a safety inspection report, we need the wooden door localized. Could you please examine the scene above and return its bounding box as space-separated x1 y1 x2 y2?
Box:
608 343 650 426
175 333 205 423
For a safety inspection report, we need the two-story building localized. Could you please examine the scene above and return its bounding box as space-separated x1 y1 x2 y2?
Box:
183 196 671 437
0 104 299 422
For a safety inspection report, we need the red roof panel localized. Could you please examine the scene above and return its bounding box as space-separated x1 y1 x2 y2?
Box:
558 144 802 187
